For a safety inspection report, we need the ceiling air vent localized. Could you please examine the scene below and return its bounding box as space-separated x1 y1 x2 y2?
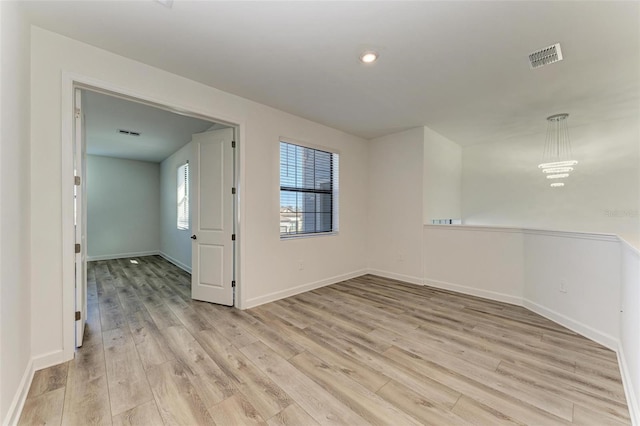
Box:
117 129 141 136
529 43 563 69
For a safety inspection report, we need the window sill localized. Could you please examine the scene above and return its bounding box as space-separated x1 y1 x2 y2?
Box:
280 231 338 241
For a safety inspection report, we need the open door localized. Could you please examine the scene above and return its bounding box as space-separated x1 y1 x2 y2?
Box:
191 128 235 306
74 88 87 346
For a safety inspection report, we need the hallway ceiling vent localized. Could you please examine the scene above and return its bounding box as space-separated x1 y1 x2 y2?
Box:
529 43 563 69
118 129 141 136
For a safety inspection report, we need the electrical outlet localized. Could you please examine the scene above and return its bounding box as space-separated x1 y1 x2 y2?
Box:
397 251 405 262
560 280 567 293
298 261 304 271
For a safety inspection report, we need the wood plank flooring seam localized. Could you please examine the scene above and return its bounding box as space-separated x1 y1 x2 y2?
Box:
18 256 630 426
121 322 165 425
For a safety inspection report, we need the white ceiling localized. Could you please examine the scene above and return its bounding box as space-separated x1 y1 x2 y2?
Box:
83 90 219 162
23 1 640 146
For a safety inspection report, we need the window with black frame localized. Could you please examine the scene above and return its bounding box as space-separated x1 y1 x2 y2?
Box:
280 141 339 237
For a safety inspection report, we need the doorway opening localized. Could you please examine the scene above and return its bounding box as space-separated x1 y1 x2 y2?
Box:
70 83 240 349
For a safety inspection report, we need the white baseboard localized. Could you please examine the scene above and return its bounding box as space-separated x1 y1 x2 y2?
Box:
367 269 423 286
522 299 618 351
32 349 68 371
158 252 191 273
424 277 522 306
3 350 70 425
87 250 159 262
3 358 34 426
243 269 368 309
617 343 639 425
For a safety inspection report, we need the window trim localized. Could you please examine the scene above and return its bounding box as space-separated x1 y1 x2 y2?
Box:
177 161 189 231
279 137 339 239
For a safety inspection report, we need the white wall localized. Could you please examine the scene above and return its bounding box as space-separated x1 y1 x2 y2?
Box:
160 142 192 272
30 27 369 363
522 231 621 347
423 225 524 304
0 2 32 424
620 241 640 424
423 126 462 223
423 225 638 421
424 225 621 349
462 117 640 248
367 127 424 284
86 155 160 260
367 125 463 283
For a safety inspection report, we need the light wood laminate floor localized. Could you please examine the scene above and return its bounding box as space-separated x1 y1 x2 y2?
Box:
19 256 630 425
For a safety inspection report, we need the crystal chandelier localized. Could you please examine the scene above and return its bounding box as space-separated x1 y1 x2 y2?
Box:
538 113 577 188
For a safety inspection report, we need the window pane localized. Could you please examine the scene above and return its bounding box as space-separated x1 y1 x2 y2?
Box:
316 193 332 213
279 141 337 237
177 162 189 230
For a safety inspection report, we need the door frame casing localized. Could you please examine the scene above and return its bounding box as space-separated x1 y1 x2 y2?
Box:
61 72 244 361
73 88 87 348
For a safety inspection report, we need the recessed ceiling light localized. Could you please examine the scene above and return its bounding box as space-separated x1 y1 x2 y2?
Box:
360 51 378 64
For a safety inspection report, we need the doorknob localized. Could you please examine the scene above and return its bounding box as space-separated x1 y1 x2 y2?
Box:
191 235 197 240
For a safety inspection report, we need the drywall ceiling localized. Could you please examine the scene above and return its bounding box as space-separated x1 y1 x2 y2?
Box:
23 1 640 146
84 90 221 162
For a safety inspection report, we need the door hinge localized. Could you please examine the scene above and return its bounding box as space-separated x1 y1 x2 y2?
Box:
231 234 236 241
231 187 236 195
75 311 81 321
231 140 236 148
75 243 81 254
231 280 236 288
75 108 81 119
74 176 81 186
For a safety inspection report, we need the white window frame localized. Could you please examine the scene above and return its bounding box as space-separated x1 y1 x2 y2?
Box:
177 161 189 230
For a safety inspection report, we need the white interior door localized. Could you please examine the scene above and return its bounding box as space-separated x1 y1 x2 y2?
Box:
74 88 87 346
191 128 235 306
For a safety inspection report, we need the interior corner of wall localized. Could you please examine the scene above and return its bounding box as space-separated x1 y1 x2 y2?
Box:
2 357 34 426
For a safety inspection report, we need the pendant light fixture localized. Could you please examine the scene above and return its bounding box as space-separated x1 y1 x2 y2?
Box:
538 113 577 187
